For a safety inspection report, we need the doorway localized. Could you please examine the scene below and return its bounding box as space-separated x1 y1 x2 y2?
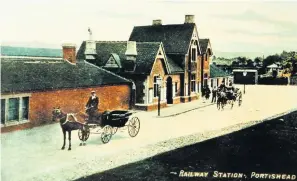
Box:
166 77 173 104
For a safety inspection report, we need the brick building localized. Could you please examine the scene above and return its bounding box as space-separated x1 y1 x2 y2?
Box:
198 38 213 89
1 45 132 133
77 41 183 111
129 15 206 103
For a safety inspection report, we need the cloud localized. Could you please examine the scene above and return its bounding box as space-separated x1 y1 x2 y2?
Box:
213 9 297 29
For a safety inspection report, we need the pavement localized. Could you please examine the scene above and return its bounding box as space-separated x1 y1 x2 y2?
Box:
1 85 297 181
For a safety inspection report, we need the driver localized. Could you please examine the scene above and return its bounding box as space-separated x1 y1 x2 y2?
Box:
85 91 99 122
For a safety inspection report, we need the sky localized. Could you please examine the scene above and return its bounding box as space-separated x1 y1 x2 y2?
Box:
1 0 297 58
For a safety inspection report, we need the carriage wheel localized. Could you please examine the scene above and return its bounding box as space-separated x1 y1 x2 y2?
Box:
78 126 90 141
112 127 118 135
128 117 140 137
101 125 112 144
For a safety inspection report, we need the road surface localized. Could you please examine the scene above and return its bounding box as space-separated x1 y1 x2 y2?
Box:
1 85 297 181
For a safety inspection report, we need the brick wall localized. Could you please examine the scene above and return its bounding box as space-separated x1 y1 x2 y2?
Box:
1 85 131 133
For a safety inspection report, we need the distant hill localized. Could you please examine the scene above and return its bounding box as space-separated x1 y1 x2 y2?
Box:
213 51 266 59
1 46 62 57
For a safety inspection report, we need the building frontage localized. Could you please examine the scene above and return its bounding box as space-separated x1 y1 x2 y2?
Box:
76 15 214 111
129 15 212 103
77 40 184 111
233 69 258 84
1 45 132 133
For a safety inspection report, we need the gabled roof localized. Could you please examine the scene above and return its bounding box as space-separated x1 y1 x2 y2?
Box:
210 64 230 78
267 63 279 68
199 39 213 55
77 41 173 75
1 59 131 94
1 46 62 57
166 55 184 73
129 24 196 55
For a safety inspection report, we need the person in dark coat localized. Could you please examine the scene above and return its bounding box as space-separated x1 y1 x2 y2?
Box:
218 81 226 92
205 86 211 100
85 91 100 124
211 86 217 103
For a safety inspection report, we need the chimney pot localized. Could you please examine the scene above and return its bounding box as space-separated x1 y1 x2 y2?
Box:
185 15 195 24
152 19 162 26
62 43 76 64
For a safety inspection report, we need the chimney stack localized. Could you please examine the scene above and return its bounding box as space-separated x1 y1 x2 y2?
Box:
62 43 76 64
125 41 137 59
85 40 96 55
124 41 137 71
152 19 162 26
184 15 195 24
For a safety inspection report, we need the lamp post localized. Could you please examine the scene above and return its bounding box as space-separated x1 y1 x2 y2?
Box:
156 77 162 116
243 70 247 94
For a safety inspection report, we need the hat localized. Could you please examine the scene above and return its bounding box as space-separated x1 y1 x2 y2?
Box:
91 91 96 93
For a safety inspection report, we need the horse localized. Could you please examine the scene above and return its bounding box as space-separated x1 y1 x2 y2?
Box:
52 107 88 150
234 88 242 106
217 90 227 110
217 89 236 110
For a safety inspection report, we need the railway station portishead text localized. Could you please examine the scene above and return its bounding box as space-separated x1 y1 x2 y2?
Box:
179 170 296 180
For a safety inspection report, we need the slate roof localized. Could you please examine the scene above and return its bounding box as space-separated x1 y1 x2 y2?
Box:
129 24 195 55
1 59 131 94
166 55 184 73
1 46 62 57
199 39 212 55
210 64 230 78
77 41 178 75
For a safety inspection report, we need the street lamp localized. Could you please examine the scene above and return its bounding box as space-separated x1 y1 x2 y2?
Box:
156 77 162 116
243 70 247 94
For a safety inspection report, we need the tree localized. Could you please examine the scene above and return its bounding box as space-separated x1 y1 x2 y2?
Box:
263 54 281 68
246 59 254 67
254 57 262 66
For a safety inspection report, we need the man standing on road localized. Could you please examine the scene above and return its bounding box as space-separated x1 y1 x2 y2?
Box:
211 86 217 103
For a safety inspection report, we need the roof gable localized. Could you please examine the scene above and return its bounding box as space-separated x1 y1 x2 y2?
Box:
104 53 122 68
129 24 195 54
199 39 213 55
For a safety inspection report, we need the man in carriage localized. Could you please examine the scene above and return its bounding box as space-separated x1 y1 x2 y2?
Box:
85 91 102 125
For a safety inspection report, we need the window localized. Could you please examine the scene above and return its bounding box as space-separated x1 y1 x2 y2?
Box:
1 99 5 124
153 76 160 97
191 48 196 62
22 97 29 120
191 74 196 92
8 98 19 121
175 82 178 93
1 95 30 126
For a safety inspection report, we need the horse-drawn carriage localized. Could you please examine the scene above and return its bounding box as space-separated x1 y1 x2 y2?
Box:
52 108 140 150
78 110 140 144
217 87 242 110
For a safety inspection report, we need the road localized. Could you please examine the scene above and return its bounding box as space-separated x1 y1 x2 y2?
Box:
77 111 297 181
1 85 297 181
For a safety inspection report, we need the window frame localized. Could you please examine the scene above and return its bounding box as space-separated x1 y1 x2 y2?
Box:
191 74 196 92
153 75 160 98
1 93 31 127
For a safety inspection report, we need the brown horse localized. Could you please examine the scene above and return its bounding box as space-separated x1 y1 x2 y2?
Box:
52 107 88 150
